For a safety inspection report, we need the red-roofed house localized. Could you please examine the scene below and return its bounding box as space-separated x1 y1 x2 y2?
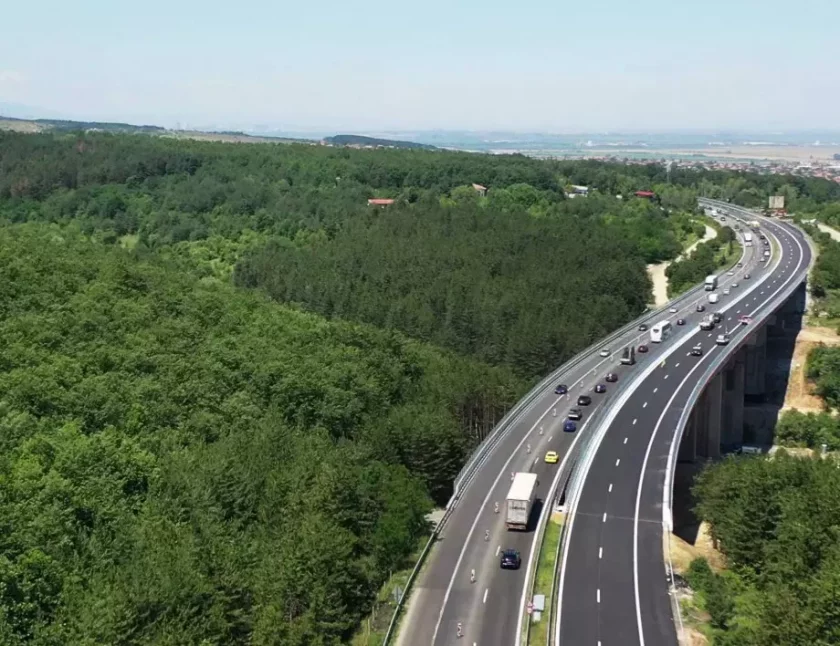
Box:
634 190 656 199
368 198 395 207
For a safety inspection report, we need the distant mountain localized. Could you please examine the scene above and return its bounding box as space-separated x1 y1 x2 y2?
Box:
0 115 166 134
324 134 436 150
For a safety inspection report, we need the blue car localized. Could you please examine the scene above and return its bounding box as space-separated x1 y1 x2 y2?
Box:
563 421 577 433
554 384 568 395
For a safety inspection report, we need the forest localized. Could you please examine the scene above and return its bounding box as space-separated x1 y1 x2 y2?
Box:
665 225 737 297
2 130 840 643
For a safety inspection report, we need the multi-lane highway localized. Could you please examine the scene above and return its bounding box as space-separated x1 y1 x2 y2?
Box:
556 206 811 645
399 205 792 646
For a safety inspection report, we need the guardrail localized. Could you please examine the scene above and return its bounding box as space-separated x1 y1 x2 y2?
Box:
382 202 747 646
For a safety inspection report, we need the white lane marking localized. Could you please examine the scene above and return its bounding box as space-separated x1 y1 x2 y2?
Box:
653 387 658 393
633 418 637 425
495 545 500 556
608 483 613 492
664 374 669 379
483 588 489 604
615 459 621 467
599 547 603 559
548 436 552 442
597 589 601 603
603 512 607 522
624 437 628 444
642 402 648 408
675 362 680 367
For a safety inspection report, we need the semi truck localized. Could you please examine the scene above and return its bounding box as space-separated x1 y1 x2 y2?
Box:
505 472 538 530
620 345 636 365
704 274 718 291
744 232 753 246
699 315 715 330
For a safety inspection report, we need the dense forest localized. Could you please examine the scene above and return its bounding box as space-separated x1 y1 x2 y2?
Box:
0 225 525 644
2 130 840 643
688 453 840 645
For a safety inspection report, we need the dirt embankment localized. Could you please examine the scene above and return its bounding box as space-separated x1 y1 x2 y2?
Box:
647 224 718 307
781 324 840 413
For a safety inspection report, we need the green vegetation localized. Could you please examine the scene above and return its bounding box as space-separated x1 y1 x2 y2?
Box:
0 225 526 644
775 409 840 450
2 130 840 643
665 225 738 296
688 452 840 645
527 515 562 645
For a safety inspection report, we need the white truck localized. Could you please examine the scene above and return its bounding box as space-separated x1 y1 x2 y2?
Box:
704 274 718 291
708 293 720 304
505 472 538 530
699 315 715 330
744 232 753 246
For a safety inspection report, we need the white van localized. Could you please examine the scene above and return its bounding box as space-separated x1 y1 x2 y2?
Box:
708 293 720 304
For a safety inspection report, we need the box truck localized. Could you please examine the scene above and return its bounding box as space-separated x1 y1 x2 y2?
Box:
704 274 718 291
708 293 720 304
505 472 538 530
744 233 753 246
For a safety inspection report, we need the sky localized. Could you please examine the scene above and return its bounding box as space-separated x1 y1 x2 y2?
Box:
1 0 838 132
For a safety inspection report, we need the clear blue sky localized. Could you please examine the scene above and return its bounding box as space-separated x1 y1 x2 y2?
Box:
1 0 837 131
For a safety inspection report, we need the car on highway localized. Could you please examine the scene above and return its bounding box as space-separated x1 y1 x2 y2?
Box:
577 395 592 406
739 315 753 325
669 307 678 313
760 257 767 262
637 344 649 353
676 318 686 326
500 549 522 570
605 372 618 383
716 334 731 345
745 273 751 279
732 282 739 288
638 323 648 332
764 239 770 246
563 421 577 433
690 344 703 356
545 450 559 464
599 348 611 357
737 262 743 268
727 270 735 276
594 384 607 394
723 288 730 295
695 304 706 312
567 408 582 420
712 312 723 323
554 384 568 395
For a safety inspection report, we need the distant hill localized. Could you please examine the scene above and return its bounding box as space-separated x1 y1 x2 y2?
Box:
324 134 437 150
0 115 166 134
0 116 315 145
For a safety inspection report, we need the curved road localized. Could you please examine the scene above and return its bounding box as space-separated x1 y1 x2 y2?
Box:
400 210 770 646
556 207 811 645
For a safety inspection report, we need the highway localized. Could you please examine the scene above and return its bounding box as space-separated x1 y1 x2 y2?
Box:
399 208 770 646
556 206 811 646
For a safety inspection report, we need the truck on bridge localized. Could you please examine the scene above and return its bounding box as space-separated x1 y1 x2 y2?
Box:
505 472 538 530
744 232 753 246
704 274 718 291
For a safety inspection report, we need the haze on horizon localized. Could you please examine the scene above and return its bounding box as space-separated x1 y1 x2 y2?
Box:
0 0 837 133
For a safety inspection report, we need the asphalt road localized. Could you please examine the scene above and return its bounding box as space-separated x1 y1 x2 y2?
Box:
556 211 811 646
401 214 762 646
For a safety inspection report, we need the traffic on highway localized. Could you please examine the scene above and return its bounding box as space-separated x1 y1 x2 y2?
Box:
397 203 811 646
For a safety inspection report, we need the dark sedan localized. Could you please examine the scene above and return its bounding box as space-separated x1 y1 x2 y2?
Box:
577 395 592 406
638 344 649 353
500 549 521 569
594 384 607 394
676 318 686 326
554 384 568 395
638 323 648 332
567 408 583 420
605 373 618 383
563 420 577 433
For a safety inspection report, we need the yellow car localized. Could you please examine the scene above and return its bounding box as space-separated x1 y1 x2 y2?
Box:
544 451 559 464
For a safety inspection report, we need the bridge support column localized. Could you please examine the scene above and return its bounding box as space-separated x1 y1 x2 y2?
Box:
678 403 698 462
744 326 767 400
698 372 722 459
721 350 745 451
